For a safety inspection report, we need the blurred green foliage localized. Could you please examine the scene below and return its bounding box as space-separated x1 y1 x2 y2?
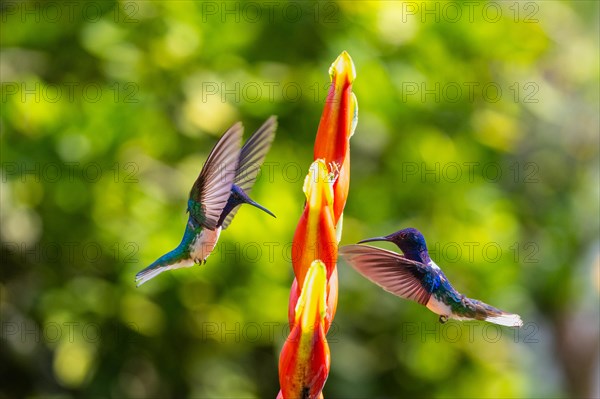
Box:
1 1 598 398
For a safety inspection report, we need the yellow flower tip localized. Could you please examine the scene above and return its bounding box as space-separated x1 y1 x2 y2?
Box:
302 160 334 207
350 92 359 138
294 260 328 328
328 51 356 84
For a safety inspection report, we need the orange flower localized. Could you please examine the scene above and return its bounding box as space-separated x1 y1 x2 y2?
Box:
279 261 330 399
278 51 356 399
314 51 357 224
288 256 339 333
292 161 337 286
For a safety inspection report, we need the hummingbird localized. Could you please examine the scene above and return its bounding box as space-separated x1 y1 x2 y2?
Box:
339 228 523 327
135 117 278 287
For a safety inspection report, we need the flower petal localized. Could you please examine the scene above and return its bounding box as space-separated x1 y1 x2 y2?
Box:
292 161 337 286
279 261 331 399
314 51 358 224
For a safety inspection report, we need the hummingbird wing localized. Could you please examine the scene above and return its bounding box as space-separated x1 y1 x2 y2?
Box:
188 123 244 230
221 116 277 229
339 244 433 305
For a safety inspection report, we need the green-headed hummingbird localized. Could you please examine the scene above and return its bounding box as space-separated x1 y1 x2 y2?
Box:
339 228 523 327
135 117 277 286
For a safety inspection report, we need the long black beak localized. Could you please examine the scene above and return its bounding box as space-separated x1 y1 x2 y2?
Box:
358 236 390 244
245 197 276 218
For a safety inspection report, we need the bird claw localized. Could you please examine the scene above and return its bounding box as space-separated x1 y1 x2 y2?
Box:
439 315 448 324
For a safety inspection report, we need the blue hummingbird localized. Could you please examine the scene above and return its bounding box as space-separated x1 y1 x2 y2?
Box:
135 117 278 286
339 228 523 327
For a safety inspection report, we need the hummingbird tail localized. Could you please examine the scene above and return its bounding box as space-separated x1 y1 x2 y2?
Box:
467 299 523 327
484 313 523 327
135 267 167 287
135 251 197 287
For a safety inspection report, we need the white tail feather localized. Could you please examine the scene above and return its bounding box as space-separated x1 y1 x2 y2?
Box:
485 313 523 327
135 259 195 287
135 267 168 287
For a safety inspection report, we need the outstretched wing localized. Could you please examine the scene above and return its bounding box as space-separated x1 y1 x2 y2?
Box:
188 123 243 230
221 116 277 229
338 244 433 305
234 116 277 192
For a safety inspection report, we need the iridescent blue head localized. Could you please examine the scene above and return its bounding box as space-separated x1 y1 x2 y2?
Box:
358 227 430 263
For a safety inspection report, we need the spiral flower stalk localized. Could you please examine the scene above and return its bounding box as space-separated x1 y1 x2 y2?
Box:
278 51 357 399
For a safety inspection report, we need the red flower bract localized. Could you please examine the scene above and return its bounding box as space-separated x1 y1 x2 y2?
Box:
279 261 330 399
278 51 356 399
291 161 337 286
314 51 357 224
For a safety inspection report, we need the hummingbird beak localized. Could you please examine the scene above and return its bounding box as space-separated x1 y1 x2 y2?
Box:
245 197 276 218
358 236 390 244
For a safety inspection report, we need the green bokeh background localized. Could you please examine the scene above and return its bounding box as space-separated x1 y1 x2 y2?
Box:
1 1 598 398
